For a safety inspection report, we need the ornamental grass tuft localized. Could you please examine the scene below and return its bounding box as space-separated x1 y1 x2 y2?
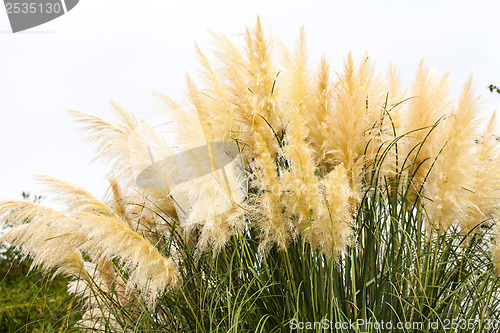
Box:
2 19 500 332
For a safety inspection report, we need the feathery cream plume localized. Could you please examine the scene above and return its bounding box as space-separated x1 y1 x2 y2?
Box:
0 201 88 278
424 77 482 231
322 53 378 196
402 60 452 193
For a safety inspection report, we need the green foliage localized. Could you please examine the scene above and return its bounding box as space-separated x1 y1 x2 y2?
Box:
0 258 79 332
488 84 500 94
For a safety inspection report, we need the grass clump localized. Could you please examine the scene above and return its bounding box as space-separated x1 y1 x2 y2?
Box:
1 19 500 332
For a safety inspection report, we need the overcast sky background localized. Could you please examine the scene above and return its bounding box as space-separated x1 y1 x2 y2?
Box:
0 0 499 201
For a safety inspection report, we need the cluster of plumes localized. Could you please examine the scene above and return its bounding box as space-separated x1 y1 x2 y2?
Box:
0 175 178 328
159 19 500 266
1 18 500 329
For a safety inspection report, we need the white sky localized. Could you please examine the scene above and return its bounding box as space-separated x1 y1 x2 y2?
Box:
0 0 499 200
